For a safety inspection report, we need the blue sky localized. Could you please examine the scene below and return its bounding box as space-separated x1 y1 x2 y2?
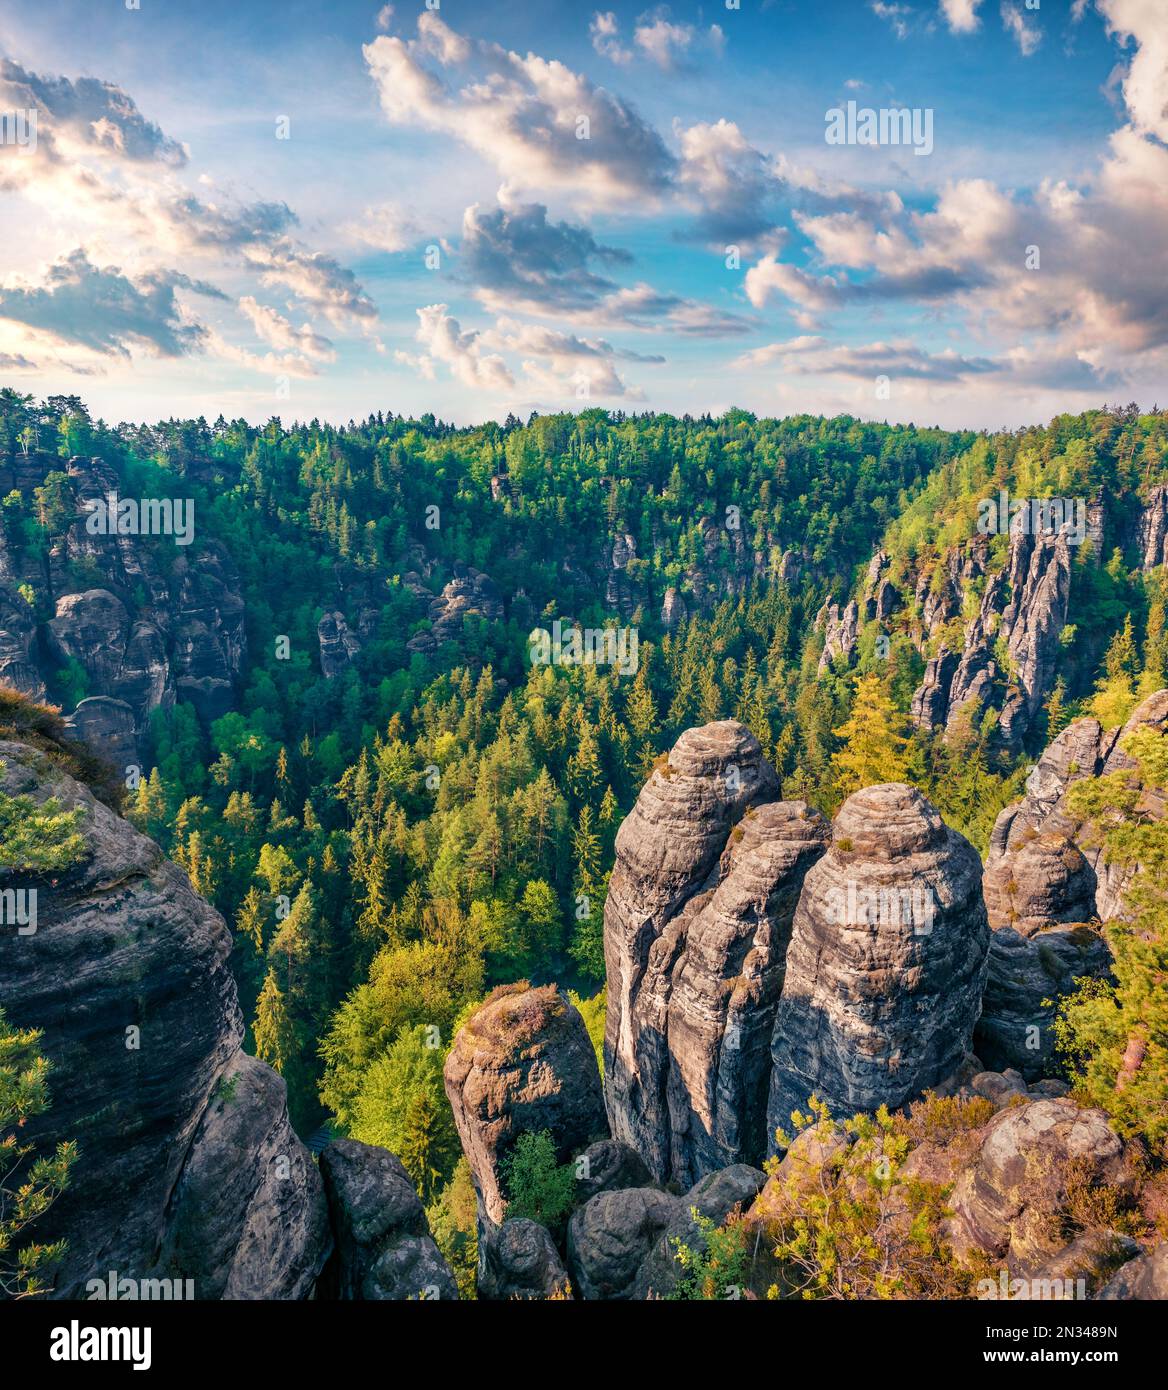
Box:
0 0 1164 429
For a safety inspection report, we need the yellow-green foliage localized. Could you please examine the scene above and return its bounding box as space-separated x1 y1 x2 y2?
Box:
1056 727 1168 1150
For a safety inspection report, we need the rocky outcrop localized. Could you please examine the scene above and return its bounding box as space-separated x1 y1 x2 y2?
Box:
767 783 990 1139
0 453 246 765
975 924 1112 1080
317 610 362 678
443 984 607 1228
910 649 958 730
1136 486 1168 570
0 738 327 1300
406 564 503 655
945 1099 1132 1273
566 1163 764 1301
63 696 139 779
602 721 793 1182
985 690 1168 922
982 832 1097 933
660 586 687 631
319 1140 458 1300
903 529 1069 751
661 800 831 1186
1097 1242 1168 1300
478 1218 571 1300
943 531 1070 751
0 587 43 698
817 599 859 675
573 1139 653 1202
157 1052 330 1299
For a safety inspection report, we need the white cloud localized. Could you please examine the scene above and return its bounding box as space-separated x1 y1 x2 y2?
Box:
409 303 514 391
590 12 632 64
1096 0 1168 142
939 0 984 33
1001 1 1042 55
363 14 675 209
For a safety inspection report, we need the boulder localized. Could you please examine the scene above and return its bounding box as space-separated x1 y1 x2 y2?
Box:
443 983 607 1226
566 1163 765 1300
478 1217 572 1300
573 1139 653 1202
318 1140 458 1300
946 1099 1132 1273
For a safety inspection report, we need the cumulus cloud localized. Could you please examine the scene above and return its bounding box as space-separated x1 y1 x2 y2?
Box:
363 13 676 208
0 57 377 363
459 197 631 314
405 303 515 391
346 202 420 253
939 0 984 32
0 58 187 168
590 11 632 64
1096 0 1168 143
238 296 336 365
0 249 221 360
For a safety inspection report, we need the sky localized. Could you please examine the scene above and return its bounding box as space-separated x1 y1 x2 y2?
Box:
0 0 1165 431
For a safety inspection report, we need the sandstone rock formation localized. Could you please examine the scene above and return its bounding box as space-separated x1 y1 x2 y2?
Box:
662 800 831 1185
605 720 818 1182
946 1099 1131 1273
157 1052 330 1299
767 783 989 1140
443 983 607 1227
317 610 363 678
0 453 246 765
985 690 1168 923
1097 1242 1168 1300
573 1139 653 1202
566 1163 764 1301
318 1141 458 1300
902 529 1070 751
0 737 327 1299
406 564 503 655
478 1217 572 1300
817 598 859 675
975 923 1112 1079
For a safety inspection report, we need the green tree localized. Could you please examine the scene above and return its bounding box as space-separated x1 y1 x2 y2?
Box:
1055 727 1168 1148
830 675 912 800
1 1010 76 1298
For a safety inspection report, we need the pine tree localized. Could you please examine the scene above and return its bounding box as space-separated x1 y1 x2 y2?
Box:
830 674 912 799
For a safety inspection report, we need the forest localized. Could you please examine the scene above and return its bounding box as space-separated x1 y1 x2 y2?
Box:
2 388 1166 1295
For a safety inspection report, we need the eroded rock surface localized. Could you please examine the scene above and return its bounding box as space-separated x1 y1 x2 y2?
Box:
767 783 989 1139
443 983 607 1227
319 1140 458 1300
0 739 326 1300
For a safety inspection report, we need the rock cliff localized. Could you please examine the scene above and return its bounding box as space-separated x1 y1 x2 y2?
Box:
0 735 328 1299
767 783 990 1138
